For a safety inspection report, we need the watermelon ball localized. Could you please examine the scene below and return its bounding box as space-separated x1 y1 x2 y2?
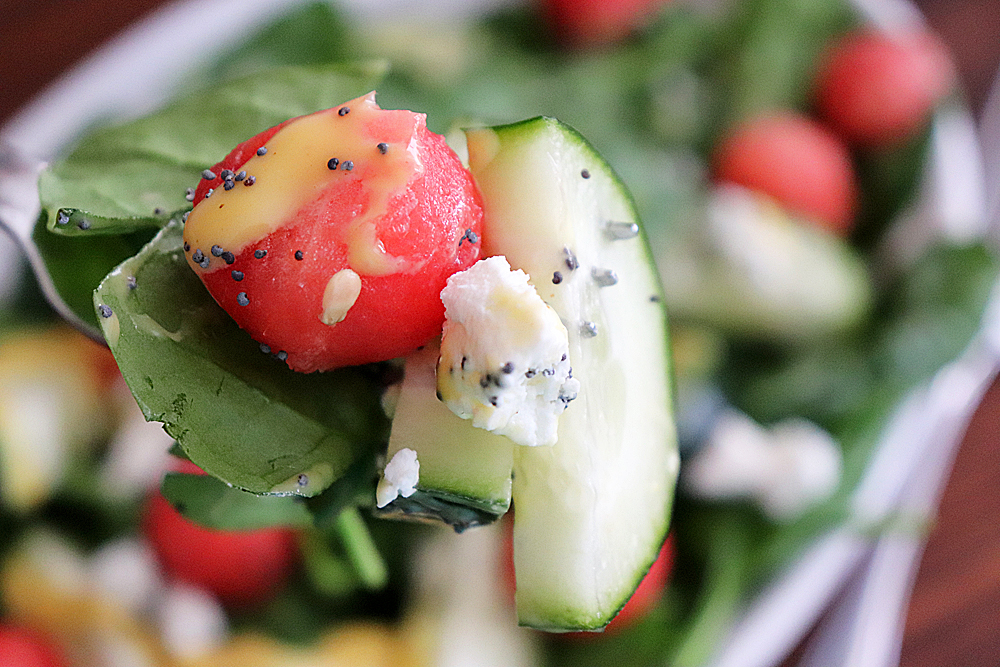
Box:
183 92 483 373
0 624 65 667
813 28 955 147
141 461 300 609
539 0 671 48
711 110 858 236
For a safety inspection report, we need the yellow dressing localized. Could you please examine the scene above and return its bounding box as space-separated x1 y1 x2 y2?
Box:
183 92 423 276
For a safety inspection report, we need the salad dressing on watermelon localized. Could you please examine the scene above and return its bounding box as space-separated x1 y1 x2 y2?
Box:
182 92 483 373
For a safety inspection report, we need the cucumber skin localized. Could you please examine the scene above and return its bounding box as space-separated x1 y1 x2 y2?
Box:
466 117 678 631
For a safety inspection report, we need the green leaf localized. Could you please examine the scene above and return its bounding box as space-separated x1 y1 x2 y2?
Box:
304 455 380 528
39 62 387 238
93 220 389 497
669 515 754 667
873 242 1000 388
32 214 156 331
709 0 854 131
302 508 388 596
161 472 313 530
208 2 357 81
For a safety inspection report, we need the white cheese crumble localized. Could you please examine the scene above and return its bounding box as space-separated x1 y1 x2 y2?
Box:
682 409 842 521
436 256 579 447
157 582 228 660
376 447 420 508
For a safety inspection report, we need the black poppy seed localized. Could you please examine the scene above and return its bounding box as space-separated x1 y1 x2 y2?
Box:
98 304 113 318
235 170 246 181
461 356 468 370
605 221 640 240
459 228 479 247
276 350 288 361
232 270 244 282
220 169 233 180
237 292 250 306
580 321 598 338
563 247 579 271
342 160 354 172
525 369 537 378
294 250 304 261
56 210 70 225
592 267 619 287
223 179 235 191
256 146 267 156
184 242 191 252
489 396 499 407
222 251 235 265
201 169 216 180
327 157 340 170
581 169 591 179
254 249 267 259
154 207 163 215
502 362 515 374
199 258 210 269
127 275 138 290
542 368 555 376
552 271 563 284
77 219 91 230
480 375 491 389
297 474 309 487
205 188 213 198
244 175 256 186
185 188 195 202
191 249 205 263
260 343 271 354
211 245 224 257
650 294 661 303
377 142 388 154
338 106 350 116
561 353 567 361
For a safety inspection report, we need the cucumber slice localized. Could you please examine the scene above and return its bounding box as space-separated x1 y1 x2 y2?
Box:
465 117 678 631
379 341 514 531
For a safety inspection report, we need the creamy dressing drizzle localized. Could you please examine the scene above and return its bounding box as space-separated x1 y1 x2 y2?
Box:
183 92 422 277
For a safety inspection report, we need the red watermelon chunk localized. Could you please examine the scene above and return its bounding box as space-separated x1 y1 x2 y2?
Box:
182 92 483 372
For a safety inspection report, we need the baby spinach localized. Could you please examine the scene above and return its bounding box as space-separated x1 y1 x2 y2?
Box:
94 220 388 497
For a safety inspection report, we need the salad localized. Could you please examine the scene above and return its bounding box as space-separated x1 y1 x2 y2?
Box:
1 0 996 665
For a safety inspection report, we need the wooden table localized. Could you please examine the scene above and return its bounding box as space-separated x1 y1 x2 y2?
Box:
3 1 1000 664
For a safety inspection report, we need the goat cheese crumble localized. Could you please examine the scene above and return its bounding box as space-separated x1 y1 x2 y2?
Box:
376 447 420 508
436 256 579 448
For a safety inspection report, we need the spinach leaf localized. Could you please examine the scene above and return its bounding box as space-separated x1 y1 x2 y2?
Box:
161 471 314 529
209 2 357 81
32 218 155 332
94 220 389 497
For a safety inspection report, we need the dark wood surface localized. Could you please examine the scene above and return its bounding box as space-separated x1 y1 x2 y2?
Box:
3 1 1000 664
